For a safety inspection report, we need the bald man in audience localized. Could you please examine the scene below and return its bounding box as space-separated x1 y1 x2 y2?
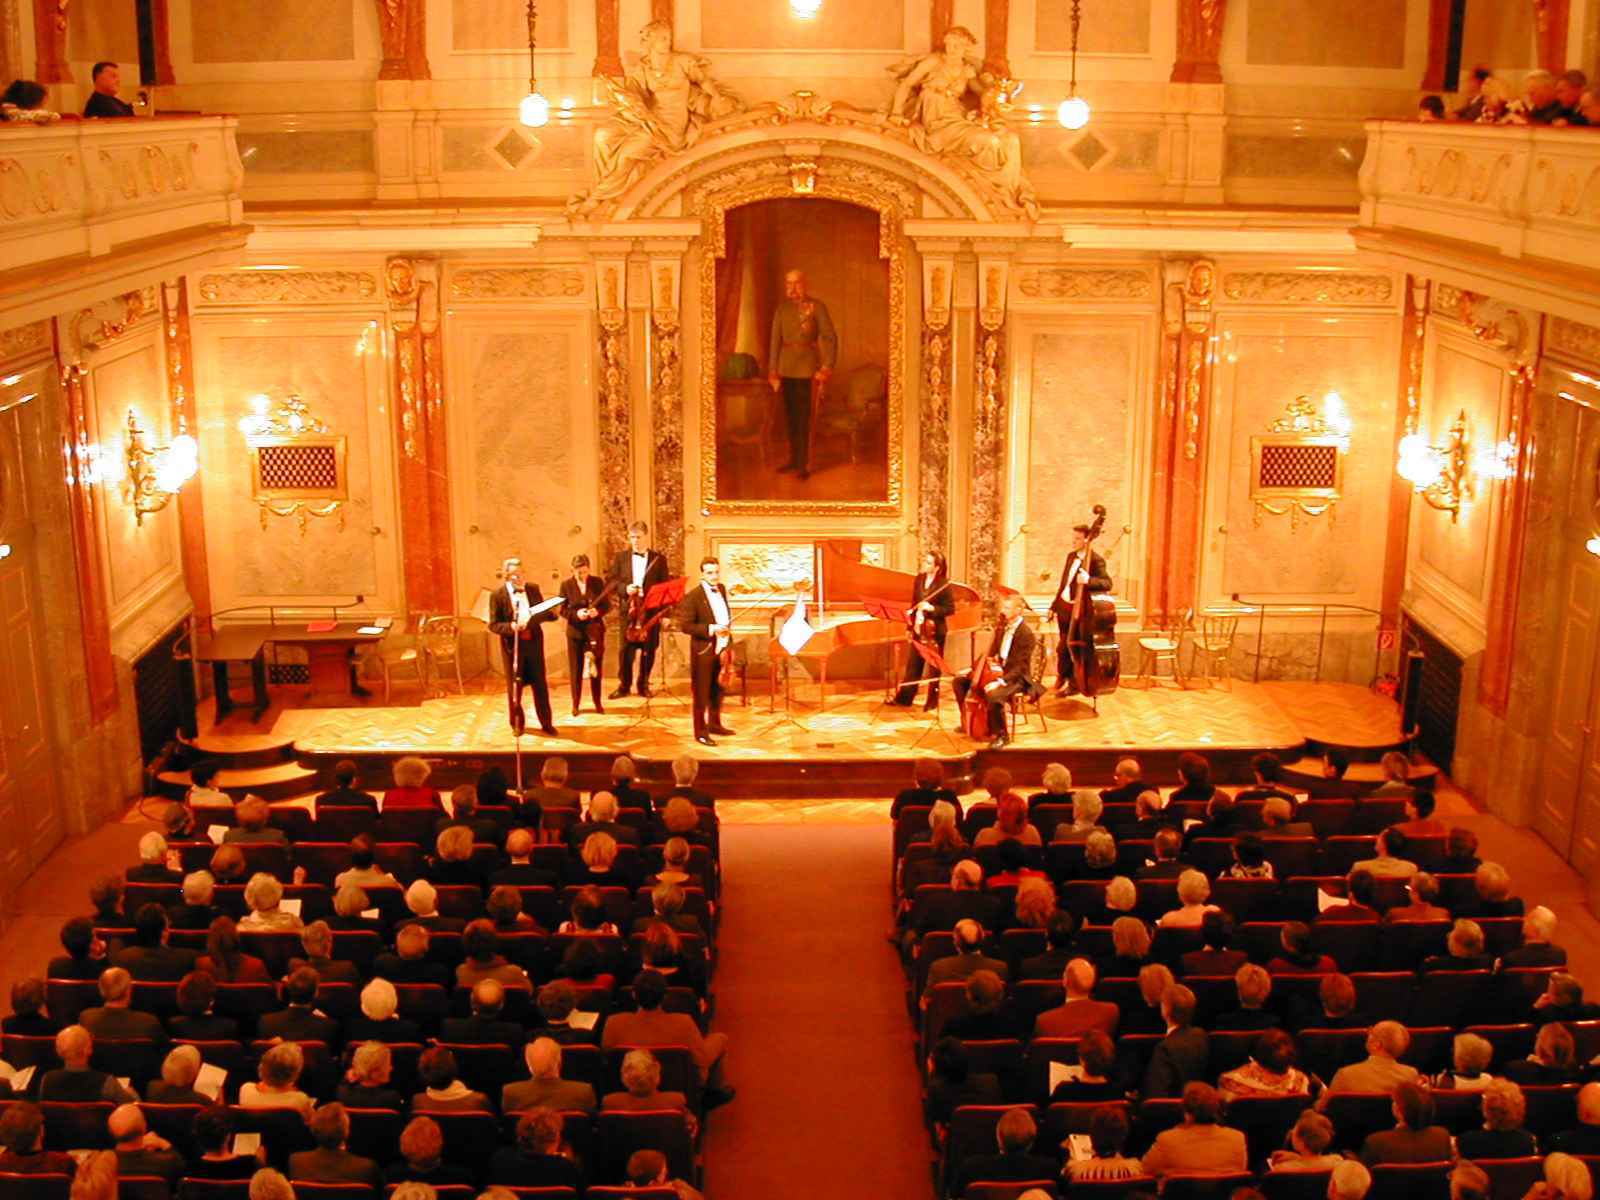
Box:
1033 958 1118 1039
39 1026 138 1103
566 790 640 851
1116 789 1172 840
925 919 1009 992
110 1103 183 1181
490 828 559 889
1329 1160 1374 1200
372 924 450 987
80 967 169 1044
1261 795 1314 838
1548 1082 1600 1155
502 1037 598 1114
1099 758 1146 806
1321 1022 1419 1100
909 860 1004 939
1498 906 1567 969
440 979 526 1049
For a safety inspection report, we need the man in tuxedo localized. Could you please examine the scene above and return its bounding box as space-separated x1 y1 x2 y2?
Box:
953 593 1037 749
1048 524 1113 694
609 521 671 698
679 557 736 746
559 554 611 717
487 557 558 737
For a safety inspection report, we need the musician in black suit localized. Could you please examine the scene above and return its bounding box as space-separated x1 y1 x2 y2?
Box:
487 557 558 737
891 550 956 711
679 557 737 747
1048 524 1112 694
559 555 611 717
608 521 671 698
953 593 1038 749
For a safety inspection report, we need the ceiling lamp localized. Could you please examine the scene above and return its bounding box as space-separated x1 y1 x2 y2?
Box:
790 0 822 18
1057 0 1091 130
520 0 550 127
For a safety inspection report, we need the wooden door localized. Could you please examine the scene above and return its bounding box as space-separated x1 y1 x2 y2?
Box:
1534 551 1600 867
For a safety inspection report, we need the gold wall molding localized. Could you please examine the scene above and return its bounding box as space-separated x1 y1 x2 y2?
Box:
1548 316 1600 367
595 259 633 563
696 167 906 515
448 267 587 300
0 149 86 222
73 286 159 352
917 255 954 559
1016 268 1154 300
649 257 686 573
0 318 51 366
196 271 380 305
969 256 1011 598
1221 271 1395 305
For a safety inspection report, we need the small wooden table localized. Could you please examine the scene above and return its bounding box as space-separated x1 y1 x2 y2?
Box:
193 622 385 718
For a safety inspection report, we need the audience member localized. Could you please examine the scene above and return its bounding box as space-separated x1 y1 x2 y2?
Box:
385 1116 474 1188
1432 1032 1494 1091
168 971 238 1041
1034 958 1117 1038
258 966 339 1044
2 978 53 1037
1504 1022 1584 1085
0 1101 75 1175
1267 1110 1342 1173
185 1106 259 1180
974 792 1043 848
1219 1027 1310 1096
411 1046 491 1114
108 1107 182 1184
82 61 134 117
127 832 182 884
1049 1030 1124 1102
1216 965 1279 1031
239 1043 314 1117
1317 870 1382 923
337 1042 405 1112
1064 1102 1144 1181
1500 906 1567 969
1549 1082 1600 1155
1323 1022 1419 1096
239 874 303 932
1386 872 1451 923
603 970 732 1103
1099 757 1145 805
346 978 422 1044
225 798 288 846
1143 984 1209 1098
503 1037 597 1113
1268 922 1338 975
952 1105 1059 1193
1353 828 1418 881
1358 1081 1452 1164
1158 870 1221 928
485 1107 585 1189
385 756 443 811
316 760 376 809
624 1148 706 1200
1181 910 1248 977
1420 919 1493 973
80 967 168 1043
1457 1077 1537 1159
1140 1082 1247 1176
287 1103 381 1187
147 1044 209 1104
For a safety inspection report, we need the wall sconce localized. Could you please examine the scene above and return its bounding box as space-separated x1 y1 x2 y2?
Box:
1396 408 1514 523
122 409 198 525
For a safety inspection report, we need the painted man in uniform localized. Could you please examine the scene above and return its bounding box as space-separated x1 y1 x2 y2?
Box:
767 268 837 481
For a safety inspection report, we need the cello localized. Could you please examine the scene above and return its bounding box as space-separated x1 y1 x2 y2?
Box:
1066 505 1125 701
961 651 1003 740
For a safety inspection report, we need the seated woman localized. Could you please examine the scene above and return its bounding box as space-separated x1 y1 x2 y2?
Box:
657 796 710 850
196 915 271 982
1080 830 1119 881
327 883 382 933
1295 971 1362 1032
1504 1022 1584 1085
1097 912 1152 981
569 831 638 891
1420 918 1494 972
344 978 423 1045
1226 833 1274 880
902 801 967 896
386 1115 476 1188
635 920 707 999
1181 910 1249 978
646 837 704 892
1122 963 1175 1035
1011 876 1057 930
167 970 239 1042
1462 862 1524 918
1215 964 1282 1031
337 1041 406 1112
1082 873 1138 928
973 791 1042 849
1157 869 1221 929
1267 1110 1343 1173
238 873 304 933
558 885 621 937
1433 1031 1495 1091
1049 1029 1124 1103
456 919 532 990
184 1105 261 1180
1219 1027 1310 1096
238 1043 314 1117
426 825 483 888
1440 827 1482 874
1064 1102 1144 1182
1457 1078 1538 1159
147 1044 209 1104
602 1048 697 1133
384 756 443 812
986 839 1046 891
1385 871 1452 923
2 978 55 1037
1052 790 1105 842
1266 921 1337 976
410 1046 492 1114
551 938 615 990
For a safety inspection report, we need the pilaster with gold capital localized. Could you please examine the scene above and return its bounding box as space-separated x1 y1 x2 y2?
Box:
647 254 686 574
594 256 633 568
919 252 956 562
162 279 210 621
969 256 1011 601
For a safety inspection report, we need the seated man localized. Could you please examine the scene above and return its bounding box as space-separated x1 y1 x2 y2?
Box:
1321 1021 1419 1098
109 1103 184 1182
126 833 182 884
1032 958 1117 1039
80 967 169 1043
435 784 501 845
1532 973 1600 1024
924 919 1009 993
602 970 732 1106
486 1107 586 1190
632 882 705 939
1116 788 1172 840
396 879 465 933
1236 753 1299 806
1181 910 1249 977
48 916 105 981
602 1049 696 1131
370 923 449 988
952 1105 1059 1195
942 970 1021 1042
258 966 340 1045
0 1100 76 1175
489 827 559 889
1143 984 1209 1098
1140 1082 1248 1176
1385 872 1451 924
1261 795 1314 838
287 920 362 986
566 790 641 851
502 1037 597 1114
1019 910 1079 981
1099 757 1146 807
1317 870 1383 923
1353 829 1419 881
625 1148 706 1200
223 796 288 845
113 903 197 981
441 978 526 1049
334 835 399 892
1548 1082 1600 1155
3 978 54 1038
1137 828 1186 880
1392 788 1447 839
168 871 221 931
1499 905 1567 969
287 1103 381 1187
534 980 597 1045
1358 1081 1452 1164
1370 751 1416 798
908 859 1004 940
315 759 377 809
39 1025 138 1103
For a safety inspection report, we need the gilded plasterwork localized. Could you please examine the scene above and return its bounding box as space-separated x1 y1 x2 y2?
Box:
697 171 905 515
969 325 1007 597
448 269 587 300
918 323 951 557
718 541 886 598
595 290 632 565
0 319 51 366
1017 269 1154 300
1547 317 1600 368
1221 272 1395 305
196 272 379 305
651 306 686 574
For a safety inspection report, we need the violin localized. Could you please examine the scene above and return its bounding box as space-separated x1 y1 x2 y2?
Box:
908 578 953 646
575 578 618 678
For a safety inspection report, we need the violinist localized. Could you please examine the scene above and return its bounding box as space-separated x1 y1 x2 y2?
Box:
487 557 558 738
891 550 956 710
953 593 1038 749
679 557 737 747
608 520 670 699
560 554 612 717
1048 524 1112 695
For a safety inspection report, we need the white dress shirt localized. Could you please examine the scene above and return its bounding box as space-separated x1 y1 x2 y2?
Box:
630 552 649 589
998 617 1023 664
1060 552 1086 603
705 585 732 651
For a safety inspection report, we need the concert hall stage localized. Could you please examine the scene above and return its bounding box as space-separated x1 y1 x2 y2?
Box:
180 678 1410 801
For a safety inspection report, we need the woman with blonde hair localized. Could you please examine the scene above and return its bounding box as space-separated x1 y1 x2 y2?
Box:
1531 1154 1595 1200
1433 1032 1494 1091
70 1150 118 1200
1459 1078 1537 1159
1124 962 1174 1033
1158 870 1220 929
239 1043 313 1117
338 1042 404 1112
903 800 968 895
239 873 304 932
1105 915 1152 979
1082 830 1118 879
384 756 441 811
426 825 480 886
1013 877 1057 930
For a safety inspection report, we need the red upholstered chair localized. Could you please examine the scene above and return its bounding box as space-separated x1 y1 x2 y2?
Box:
958 1039 1025 1100
177 1182 252 1200
1044 1099 1132 1144
1521 1085 1581 1137
1400 1026 1455 1074
314 807 377 841
0 1173 72 1200
45 979 101 1026
1161 1174 1258 1200
1301 800 1355 838
1473 1159 1545 1200
1025 1038 1083 1104
1412 971 1492 1029
40 1100 115 1150
1430 1088 1484 1134
964 1183 1061 1200
2 1033 60 1071
1295 1028 1372 1084
345 1106 404 1162
139 1101 206 1158
432 1042 521 1094
922 981 969 1055
1261 837 1319 880
283 1184 375 1200
1320 1092 1397 1151
1064 1177 1160 1200
1347 972 1416 1024
592 1110 697 1187
1462 1023 1537 1068
1211 877 1282 924
1225 1093 1314 1165
943 1105 1041 1194
1259 1171 1335 1200
1368 1161 1452 1200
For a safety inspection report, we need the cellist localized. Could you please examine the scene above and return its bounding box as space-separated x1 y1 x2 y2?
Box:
953 593 1037 749
890 550 955 710
1048 523 1113 695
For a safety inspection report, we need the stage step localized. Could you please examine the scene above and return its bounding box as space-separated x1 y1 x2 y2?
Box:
179 731 298 771
154 761 322 803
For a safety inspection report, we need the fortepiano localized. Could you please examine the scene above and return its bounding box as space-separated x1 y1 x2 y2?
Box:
767 539 983 710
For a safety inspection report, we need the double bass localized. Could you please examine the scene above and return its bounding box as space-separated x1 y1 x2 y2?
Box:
1065 505 1123 700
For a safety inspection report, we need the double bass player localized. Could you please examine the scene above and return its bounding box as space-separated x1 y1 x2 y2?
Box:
1049 523 1112 695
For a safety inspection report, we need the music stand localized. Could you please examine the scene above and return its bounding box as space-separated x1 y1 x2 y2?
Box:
625 577 688 734
759 608 817 735
901 638 966 750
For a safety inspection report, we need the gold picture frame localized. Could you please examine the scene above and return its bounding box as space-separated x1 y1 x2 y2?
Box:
1248 434 1345 526
698 180 905 515
249 434 349 532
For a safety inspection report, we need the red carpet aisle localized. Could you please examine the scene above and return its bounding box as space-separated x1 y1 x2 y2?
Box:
703 822 935 1199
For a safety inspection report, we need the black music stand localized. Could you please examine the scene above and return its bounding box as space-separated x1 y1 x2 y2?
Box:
905 639 966 751
624 577 688 734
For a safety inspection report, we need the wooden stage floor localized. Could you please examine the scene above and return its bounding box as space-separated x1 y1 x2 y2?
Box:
254 677 1403 798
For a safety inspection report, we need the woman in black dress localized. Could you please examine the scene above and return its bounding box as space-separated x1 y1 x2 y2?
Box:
893 551 956 710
